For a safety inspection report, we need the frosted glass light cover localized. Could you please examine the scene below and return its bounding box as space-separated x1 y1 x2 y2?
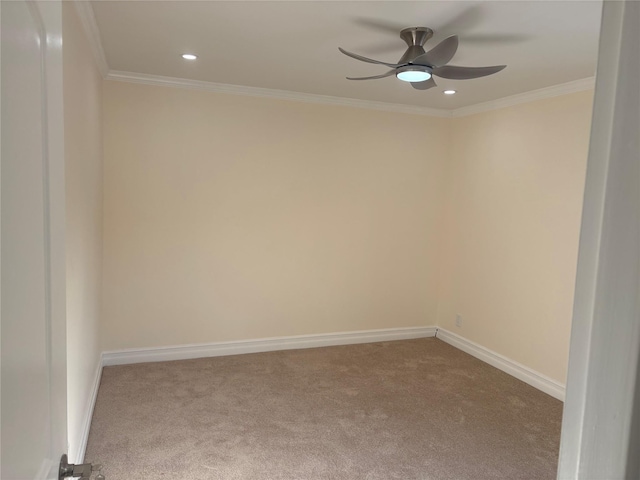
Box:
396 70 431 82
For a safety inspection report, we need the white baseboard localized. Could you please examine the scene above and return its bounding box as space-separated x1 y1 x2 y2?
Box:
102 326 438 367
436 328 565 401
97 326 563 409
76 360 103 462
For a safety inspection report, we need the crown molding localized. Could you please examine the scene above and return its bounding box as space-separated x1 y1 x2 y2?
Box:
105 70 452 118
451 77 596 118
105 70 595 119
73 0 109 77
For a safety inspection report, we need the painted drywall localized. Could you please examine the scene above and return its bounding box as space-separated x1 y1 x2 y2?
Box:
101 81 450 351
437 90 594 384
63 2 103 462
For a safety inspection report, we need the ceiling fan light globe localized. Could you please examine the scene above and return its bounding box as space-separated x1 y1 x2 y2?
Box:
395 66 432 83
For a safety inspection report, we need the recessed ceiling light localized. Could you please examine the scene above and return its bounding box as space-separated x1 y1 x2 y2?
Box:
181 54 198 60
443 90 457 95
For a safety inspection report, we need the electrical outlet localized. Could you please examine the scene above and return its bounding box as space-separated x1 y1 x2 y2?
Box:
455 314 463 328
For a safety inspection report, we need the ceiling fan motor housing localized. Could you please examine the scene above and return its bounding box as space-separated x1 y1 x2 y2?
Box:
400 27 434 46
398 27 433 65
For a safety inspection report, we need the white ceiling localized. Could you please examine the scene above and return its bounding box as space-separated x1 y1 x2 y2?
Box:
90 1 602 111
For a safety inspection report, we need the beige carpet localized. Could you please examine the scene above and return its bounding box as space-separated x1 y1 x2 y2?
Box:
85 338 563 479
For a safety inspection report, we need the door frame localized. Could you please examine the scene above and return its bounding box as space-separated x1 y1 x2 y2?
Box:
558 1 640 478
40 1 68 474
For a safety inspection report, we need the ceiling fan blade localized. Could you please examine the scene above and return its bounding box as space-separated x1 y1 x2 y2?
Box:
356 40 406 55
346 70 396 81
338 47 402 68
437 5 484 34
352 17 405 35
411 77 437 90
460 33 531 45
432 64 506 80
411 35 459 67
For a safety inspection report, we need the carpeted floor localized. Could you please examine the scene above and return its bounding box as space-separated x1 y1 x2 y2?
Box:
85 338 563 479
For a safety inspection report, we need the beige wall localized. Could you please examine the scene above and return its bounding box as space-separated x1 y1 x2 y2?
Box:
437 90 593 383
101 79 592 384
63 3 103 462
102 81 450 351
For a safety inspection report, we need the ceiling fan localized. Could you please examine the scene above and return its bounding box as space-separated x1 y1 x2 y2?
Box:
339 27 506 90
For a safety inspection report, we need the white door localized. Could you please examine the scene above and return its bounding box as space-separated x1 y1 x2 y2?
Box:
1 1 68 479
